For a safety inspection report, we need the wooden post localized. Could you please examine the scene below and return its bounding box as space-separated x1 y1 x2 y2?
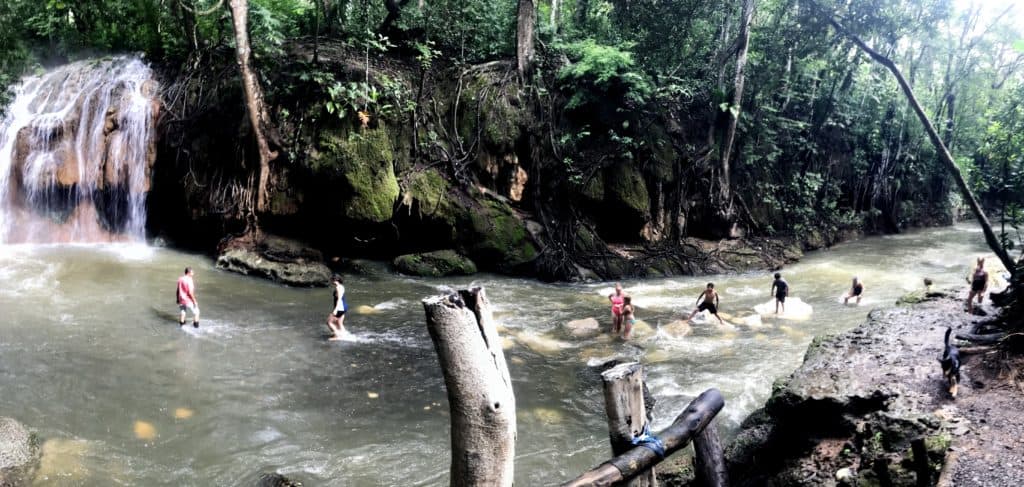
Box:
423 288 516 487
693 419 728 487
563 389 725 487
601 362 656 486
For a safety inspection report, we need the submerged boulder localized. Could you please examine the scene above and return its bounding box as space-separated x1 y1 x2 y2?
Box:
564 317 601 337
0 417 38 485
393 250 477 277
216 235 332 287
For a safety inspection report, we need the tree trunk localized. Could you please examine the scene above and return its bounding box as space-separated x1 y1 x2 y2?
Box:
693 420 728 487
550 0 560 33
422 288 516 487
820 9 1017 275
575 0 589 27
516 0 537 79
228 0 279 214
718 0 754 207
601 362 656 487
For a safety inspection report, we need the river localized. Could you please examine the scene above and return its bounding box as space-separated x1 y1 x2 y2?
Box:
0 224 994 485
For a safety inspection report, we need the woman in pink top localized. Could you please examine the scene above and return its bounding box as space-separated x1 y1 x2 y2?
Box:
609 283 625 333
177 267 200 328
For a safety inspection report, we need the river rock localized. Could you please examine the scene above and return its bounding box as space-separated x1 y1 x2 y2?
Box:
392 250 477 277
257 472 302 486
564 317 601 337
0 417 38 485
724 298 966 486
660 319 692 338
216 236 331 287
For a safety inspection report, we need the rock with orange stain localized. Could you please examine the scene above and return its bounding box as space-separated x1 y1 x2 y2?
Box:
133 421 157 440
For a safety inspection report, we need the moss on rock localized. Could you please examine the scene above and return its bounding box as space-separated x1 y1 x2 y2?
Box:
393 250 477 277
465 199 538 271
606 162 650 217
313 125 399 223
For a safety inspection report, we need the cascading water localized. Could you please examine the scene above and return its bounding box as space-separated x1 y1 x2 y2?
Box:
0 56 159 243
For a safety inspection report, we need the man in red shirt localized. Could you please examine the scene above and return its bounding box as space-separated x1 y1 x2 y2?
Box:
177 267 200 328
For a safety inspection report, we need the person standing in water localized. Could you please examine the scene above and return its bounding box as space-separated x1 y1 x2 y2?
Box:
176 267 200 328
609 283 626 334
967 257 988 314
688 282 724 324
844 276 865 305
620 296 636 340
327 275 348 341
771 272 788 314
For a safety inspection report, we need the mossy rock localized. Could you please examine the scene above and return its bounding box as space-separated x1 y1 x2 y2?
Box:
457 74 526 152
605 162 650 217
644 123 677 182
401 168 456 223
464 199 538 271
313 126 399 223
393 250 477 277
576 172 605 203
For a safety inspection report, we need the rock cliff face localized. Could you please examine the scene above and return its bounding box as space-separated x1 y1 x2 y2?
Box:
149 45 824 281
0 57 159 243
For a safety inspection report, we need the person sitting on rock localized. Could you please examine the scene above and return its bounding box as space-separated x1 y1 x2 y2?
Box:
609 283 626 334
688 282 723 325
621 296 637 340
771 272 788 314
844 276 865 305
966 257 988 314
327 275 348 340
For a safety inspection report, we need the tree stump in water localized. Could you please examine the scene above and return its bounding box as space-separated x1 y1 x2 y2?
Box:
601 362 656 486
423 287 516 487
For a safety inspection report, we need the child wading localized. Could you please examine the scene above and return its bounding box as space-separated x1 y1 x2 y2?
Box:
771 272 789 314
620 296 636 340
844 276 865 305
688 282 723 324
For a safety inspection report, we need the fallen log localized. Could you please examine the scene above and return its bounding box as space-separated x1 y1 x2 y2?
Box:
562 389 725 487
423 288 516 487
955 332 1005 345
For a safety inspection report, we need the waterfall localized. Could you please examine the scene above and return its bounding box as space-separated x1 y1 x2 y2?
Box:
0 57 159 244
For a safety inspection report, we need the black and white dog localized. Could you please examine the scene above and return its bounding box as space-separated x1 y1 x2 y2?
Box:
939 327 962 398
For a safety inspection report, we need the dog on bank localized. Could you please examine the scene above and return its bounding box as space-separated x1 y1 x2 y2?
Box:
939 327 962 398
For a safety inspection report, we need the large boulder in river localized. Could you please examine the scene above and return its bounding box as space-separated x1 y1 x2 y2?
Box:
216 235 332 287
310 125 399 223
0 417 39 485
564 317 601 337
393 250 477 277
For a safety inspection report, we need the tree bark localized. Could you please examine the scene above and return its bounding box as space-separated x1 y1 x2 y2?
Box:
380 0 412 34
516 0 537 79
550 0 560 33
601 362 655 486
819 9 1017 275
693 420 728 487
718 0 754 208
228 0 279 214
422 288 516 487
562 389 725 487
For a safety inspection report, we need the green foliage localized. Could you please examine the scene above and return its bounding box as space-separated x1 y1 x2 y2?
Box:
556 39 652 110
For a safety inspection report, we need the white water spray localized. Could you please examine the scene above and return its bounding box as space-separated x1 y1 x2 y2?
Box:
0 57 158 243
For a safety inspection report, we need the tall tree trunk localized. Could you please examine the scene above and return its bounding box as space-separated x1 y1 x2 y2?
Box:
228 0 279 214
706 10 733 149
575 0 589 28
717 0 755 231
821 11 1016 275
381 0 411 34
517 0 536 79
550 0 560 33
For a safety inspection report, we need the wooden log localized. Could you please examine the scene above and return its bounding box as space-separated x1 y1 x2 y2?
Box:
601 362 655 487
955 332 1005 345
693 419 728 487
423 288 516 487
562 389 725 487
912 438 930 487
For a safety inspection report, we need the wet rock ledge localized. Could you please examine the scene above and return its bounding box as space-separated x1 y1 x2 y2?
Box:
715 295 976 486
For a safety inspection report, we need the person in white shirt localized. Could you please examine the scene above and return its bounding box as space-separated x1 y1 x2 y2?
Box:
327 275 347 340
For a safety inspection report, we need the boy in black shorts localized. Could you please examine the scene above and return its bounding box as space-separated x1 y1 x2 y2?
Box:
688 283 723 325
771 272 788 314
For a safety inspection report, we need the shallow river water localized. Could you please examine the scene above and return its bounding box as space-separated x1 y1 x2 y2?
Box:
0 224 994 485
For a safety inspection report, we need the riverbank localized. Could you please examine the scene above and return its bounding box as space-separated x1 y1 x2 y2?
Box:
660 290 1023 486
